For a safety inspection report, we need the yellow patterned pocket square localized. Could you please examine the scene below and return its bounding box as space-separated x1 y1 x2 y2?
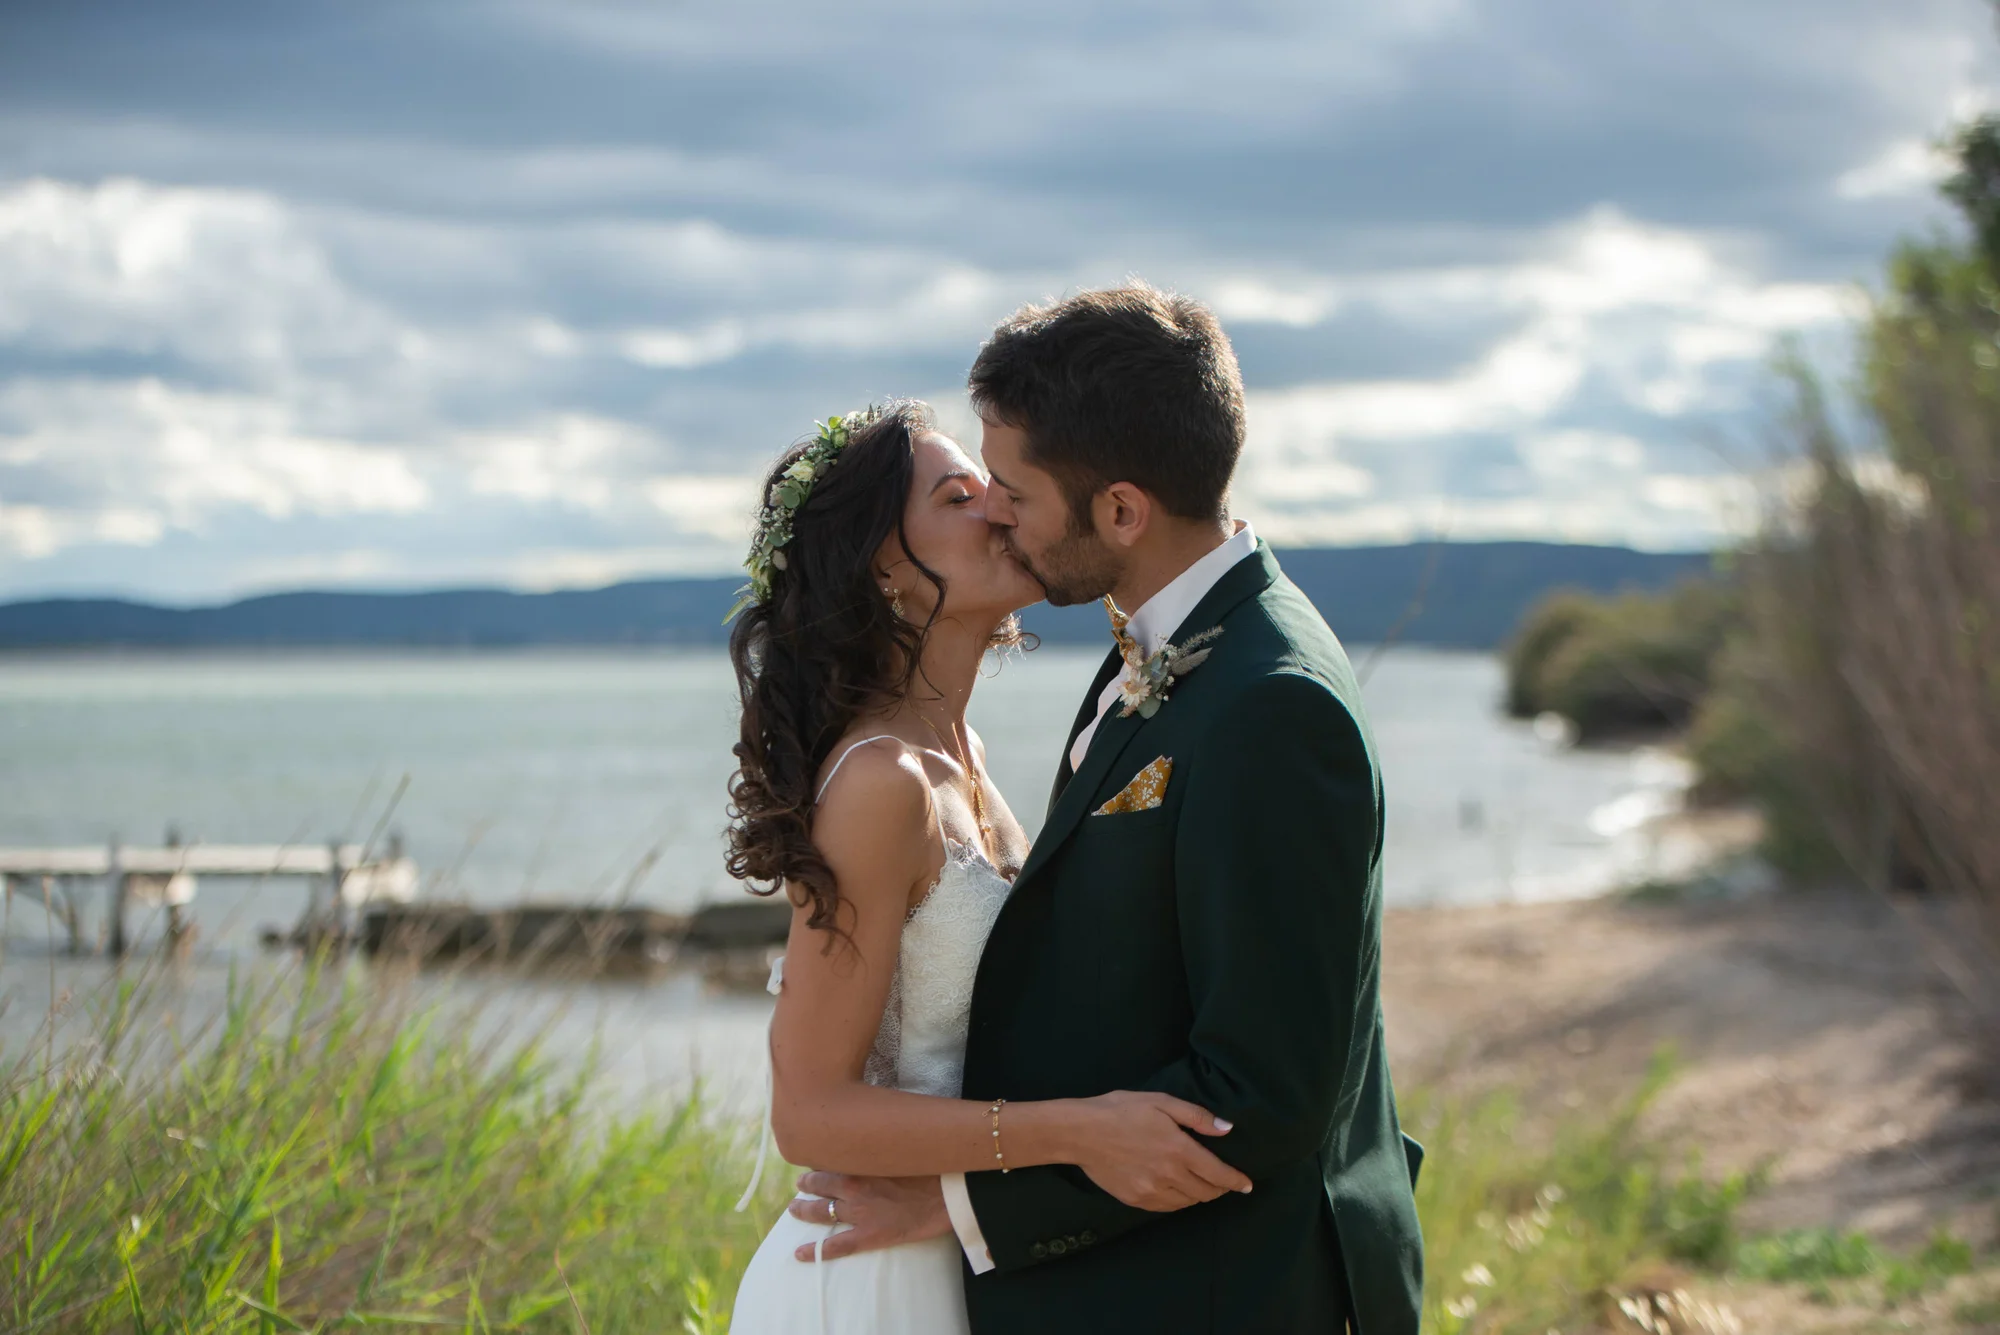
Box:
1093 756 1173 815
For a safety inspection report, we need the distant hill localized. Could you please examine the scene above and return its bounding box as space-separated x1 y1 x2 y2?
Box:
1020 542 1713 648
0 542 1710 652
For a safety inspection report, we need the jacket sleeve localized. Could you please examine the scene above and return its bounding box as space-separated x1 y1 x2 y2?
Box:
964 670 1379 1271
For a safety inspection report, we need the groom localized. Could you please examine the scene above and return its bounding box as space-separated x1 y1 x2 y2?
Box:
796 284 1424 1333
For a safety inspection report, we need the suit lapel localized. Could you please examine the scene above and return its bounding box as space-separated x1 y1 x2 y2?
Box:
1014 691 1150 889
1047 645 1124 816
1014 542 1283 891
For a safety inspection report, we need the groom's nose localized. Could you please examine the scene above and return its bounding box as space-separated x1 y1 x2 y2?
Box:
985 485 1017 528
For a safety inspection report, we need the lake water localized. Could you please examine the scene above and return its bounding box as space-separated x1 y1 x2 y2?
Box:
0 647 1684 1105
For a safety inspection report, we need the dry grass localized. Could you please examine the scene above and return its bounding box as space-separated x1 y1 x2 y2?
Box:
1725 248 2000 1058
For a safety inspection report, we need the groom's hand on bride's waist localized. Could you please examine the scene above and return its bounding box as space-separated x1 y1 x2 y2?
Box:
788 1172 950 1262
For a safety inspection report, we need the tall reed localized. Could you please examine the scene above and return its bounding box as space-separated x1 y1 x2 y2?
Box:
0 956 783 1332
1713 123 2000 1054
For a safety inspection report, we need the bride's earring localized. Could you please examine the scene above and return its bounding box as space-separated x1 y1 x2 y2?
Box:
883 585 905 619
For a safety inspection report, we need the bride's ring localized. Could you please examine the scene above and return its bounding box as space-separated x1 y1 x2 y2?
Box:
826 1199 840 1226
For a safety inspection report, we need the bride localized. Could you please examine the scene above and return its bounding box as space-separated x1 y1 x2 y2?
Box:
723 401 1249 1333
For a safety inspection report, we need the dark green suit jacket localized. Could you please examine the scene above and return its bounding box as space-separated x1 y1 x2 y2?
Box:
960 543 1424 1334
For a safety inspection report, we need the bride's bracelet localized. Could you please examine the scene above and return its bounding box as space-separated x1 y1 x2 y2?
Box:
987 1098 1010 1173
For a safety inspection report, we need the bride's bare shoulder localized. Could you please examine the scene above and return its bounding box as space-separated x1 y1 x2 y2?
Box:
812 735 936 897
815 732 915 791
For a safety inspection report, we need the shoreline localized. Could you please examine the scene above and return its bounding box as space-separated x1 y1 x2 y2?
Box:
1383 882 2000 1252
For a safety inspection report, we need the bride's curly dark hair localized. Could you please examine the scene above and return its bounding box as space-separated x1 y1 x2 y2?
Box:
725 400 1022 940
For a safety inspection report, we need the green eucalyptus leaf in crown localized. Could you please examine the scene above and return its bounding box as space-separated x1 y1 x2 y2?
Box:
723 406 881 623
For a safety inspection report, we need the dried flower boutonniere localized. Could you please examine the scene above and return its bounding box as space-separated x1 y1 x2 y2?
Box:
1117 626 1223 719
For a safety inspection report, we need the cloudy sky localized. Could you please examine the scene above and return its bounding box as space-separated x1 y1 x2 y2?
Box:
1 0 1993 601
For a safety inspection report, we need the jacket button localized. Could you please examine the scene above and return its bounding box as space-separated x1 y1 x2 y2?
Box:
1079 1230 1097 1246
1048 1239 1069 1256
1028 1243 1047 1260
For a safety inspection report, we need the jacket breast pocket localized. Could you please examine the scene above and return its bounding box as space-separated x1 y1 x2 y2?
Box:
1067 798 1175 874
1081 801 1175 832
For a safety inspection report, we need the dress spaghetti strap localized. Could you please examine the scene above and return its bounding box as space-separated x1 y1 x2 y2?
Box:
815 734 904 803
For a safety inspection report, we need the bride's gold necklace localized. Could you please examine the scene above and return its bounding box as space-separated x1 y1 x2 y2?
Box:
918 710 995 846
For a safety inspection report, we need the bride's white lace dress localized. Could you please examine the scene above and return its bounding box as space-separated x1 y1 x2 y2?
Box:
730 740 1013 1335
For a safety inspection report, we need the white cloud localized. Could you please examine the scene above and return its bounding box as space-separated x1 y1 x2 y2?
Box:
620 323 749 370
496 546 732 593
1206 277 1345 327
1836 138 1956 200
0 501 168 560
1264 328 1585 443
1241 209 1848 448
0 378 431 538
616 264 1023 370
221 546 406 591
1231 209 1853 548
1522 428 1646 476
0 177 405 377
1242 479 1753 552
459 415 667 512
0 178 1865 590
641 475 762 547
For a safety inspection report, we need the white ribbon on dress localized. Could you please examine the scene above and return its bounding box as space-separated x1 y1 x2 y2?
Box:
736 953 832 1333
734 953 784 1212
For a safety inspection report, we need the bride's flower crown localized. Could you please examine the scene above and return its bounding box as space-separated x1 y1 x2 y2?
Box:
725 406 882 623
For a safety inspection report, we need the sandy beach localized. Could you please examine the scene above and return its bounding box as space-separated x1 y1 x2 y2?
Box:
1384 868 2000 1330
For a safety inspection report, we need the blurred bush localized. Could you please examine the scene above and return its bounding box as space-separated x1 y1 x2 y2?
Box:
1504 578 1734 742
1685 642 1845 878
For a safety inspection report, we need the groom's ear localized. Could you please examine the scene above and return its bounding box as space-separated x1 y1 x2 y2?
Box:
1096 481 1154 550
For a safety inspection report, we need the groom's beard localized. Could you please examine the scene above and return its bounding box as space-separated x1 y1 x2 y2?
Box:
1004 524 1123 607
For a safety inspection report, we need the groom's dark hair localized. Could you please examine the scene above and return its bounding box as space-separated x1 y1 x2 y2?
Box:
968 282 1244 525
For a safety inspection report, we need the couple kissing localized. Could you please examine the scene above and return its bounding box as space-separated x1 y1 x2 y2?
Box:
723 283 1424 1335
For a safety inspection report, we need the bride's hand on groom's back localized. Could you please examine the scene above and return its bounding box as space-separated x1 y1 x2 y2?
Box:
1069 1091 1252 1211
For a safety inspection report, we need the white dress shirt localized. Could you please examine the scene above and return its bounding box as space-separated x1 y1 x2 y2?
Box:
941 520 1257 1274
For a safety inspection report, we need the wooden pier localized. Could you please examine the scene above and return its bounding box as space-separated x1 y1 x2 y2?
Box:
0 830 791 982
0 835 417 955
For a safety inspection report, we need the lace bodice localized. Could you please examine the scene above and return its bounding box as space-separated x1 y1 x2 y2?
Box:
862 839 1013 1097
